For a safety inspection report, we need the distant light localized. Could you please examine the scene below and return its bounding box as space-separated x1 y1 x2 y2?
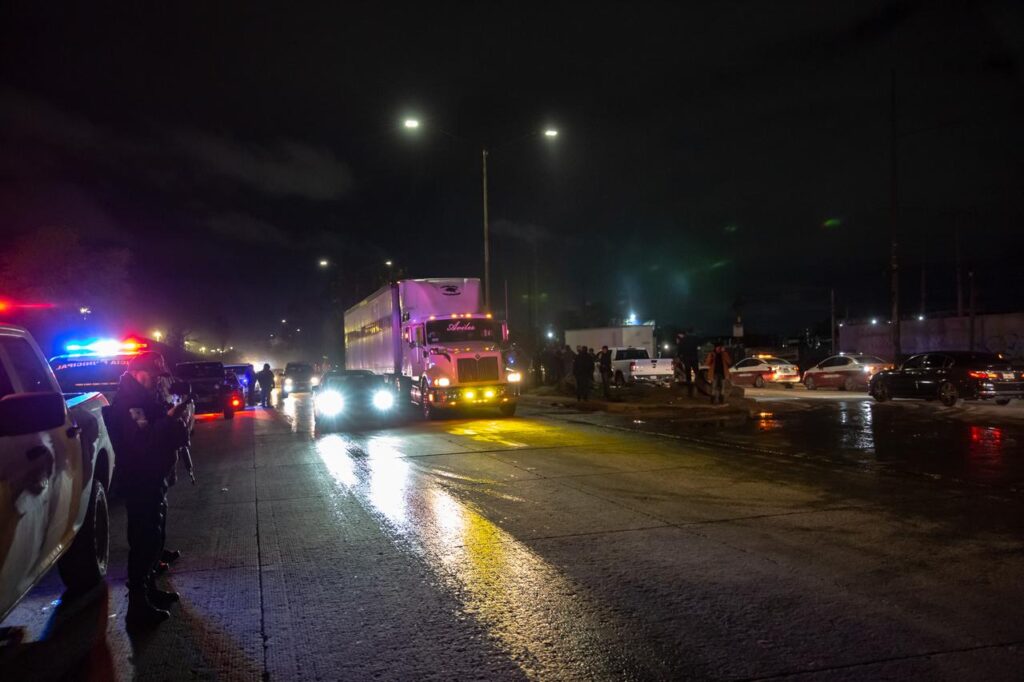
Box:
385 260 393 267
544 129 558 138
296 328 302 332
79 306 91 315
152 330 163 341
663 343 670 351
200 346 207 352
546 330 555 339
724 224 739 233
870 318 878 325
823 218 842 229
917 314 925 321
626 312 638 325
404 119 420 129
281 319 287 324
838 322 844 327
318 259 329 267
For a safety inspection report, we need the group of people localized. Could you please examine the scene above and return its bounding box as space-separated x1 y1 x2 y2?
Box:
532 344 616 401
675 331 733 405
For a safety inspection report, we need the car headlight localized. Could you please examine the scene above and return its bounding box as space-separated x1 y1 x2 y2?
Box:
315 390 344 416
284 379 294 389
507 371 522 383
372 390 395 411
311 376 320 387
435 377 450 387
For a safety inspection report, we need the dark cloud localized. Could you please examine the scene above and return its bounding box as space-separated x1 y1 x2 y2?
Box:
172 131 352 201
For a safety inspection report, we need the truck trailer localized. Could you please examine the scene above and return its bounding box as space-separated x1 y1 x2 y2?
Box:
344 278 519 418
564 326 657 357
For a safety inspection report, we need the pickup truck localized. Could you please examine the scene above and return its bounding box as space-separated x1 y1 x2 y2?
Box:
597 347 676 385
176 361 242 419
0 324 114 622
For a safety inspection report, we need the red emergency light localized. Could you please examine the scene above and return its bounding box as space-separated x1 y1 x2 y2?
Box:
0 299 56 313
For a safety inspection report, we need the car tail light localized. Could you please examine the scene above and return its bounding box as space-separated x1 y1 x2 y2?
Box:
969 370 997 380
629 362 637 371
231 396 241 407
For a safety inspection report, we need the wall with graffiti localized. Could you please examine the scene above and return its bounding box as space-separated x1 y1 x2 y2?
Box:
839 313 1024 362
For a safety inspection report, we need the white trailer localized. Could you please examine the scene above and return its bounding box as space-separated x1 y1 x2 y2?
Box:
344 278 519 417
564 326 656 357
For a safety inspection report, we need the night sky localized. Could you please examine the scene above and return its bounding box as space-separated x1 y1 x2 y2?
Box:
2 2 1023 356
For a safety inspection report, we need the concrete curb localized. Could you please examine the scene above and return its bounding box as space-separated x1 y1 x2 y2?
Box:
518 393 750 419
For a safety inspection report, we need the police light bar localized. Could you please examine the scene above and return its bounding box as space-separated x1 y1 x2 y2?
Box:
65 338 149 355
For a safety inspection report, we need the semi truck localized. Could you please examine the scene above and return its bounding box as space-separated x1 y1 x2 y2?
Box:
344 278 519 418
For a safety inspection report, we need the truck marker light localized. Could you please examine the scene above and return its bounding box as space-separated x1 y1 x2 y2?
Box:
436 377 450 387
484 389 495 399
464 390 476 400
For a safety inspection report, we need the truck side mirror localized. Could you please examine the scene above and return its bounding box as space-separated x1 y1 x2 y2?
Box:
0 392 67 436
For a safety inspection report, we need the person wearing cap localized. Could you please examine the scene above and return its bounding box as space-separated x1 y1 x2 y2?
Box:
108 351 189 629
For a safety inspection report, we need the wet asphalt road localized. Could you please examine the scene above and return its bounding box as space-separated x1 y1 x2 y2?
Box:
3 393 1024 680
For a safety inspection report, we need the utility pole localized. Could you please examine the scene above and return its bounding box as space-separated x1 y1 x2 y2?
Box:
968 270 977 351
889 69 901 360
830 288 837 354
955 220 964 317
481 148 491 310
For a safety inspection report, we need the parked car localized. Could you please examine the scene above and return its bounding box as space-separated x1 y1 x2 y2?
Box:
175 361 240 419
1 324 114 621
313 370 398 431
281 362 317 398
595 347 675 385
729 355 800 388
225 363 257 405
870 351 1024 407
803 354 892 391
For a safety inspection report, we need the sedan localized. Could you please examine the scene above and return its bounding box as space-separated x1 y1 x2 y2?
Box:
870 351 1024 407
803 354 892 391
729 356 801 388
314 370 398 430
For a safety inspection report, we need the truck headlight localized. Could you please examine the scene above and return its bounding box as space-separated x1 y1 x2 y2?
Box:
315 390 344 416
436 377 450 387
311 376 320 387
372 390 395 411
284 379 294 390
507 372 522 383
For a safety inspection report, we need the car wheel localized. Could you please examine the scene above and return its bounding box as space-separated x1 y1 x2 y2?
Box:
754 375 765 388
805 376 817 391
843 376 856 392
871 380 890 402
58 479 109 594
499 403 517 417
996 399 1011 406
939 381 959 407
224 408 235 420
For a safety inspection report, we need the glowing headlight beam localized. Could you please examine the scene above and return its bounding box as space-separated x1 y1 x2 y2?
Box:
372 390 395 411
315 390 344 417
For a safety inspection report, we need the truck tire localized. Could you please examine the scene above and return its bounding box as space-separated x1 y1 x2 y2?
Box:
58 479 109 595
614 371 625 387
499 403 517 417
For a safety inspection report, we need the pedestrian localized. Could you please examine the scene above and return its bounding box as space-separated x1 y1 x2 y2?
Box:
573 346 595 401
108 352 189 629
676 331 700 398
256 363 275 408
597 345 613 398
703 342 732 405
560 345 576 392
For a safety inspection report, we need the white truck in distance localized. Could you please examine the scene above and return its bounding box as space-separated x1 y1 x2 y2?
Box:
344 278 519 418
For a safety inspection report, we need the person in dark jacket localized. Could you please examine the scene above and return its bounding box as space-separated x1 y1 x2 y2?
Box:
255 363 275 408
597 346 613 398
676 331 700 397
108 352 189 629
573 346 595 401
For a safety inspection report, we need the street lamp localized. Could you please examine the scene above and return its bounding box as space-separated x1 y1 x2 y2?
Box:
152 330 163 341
402 117 559 310
318 259 329 268
385 260 393 267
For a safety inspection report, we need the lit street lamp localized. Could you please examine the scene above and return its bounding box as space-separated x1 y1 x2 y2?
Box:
152 330 163 341
402 117 559 309
318 259 329 268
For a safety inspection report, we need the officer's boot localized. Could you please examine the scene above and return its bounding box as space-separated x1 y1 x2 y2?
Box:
147 581 181 609
126 589 170 629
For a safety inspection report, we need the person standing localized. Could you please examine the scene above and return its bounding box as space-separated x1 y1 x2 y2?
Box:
108 352 189 629
676 331 700 397
560 345 576 392
703 342 732 405
597 345 613 398
256 363 275 408
573 346 592 401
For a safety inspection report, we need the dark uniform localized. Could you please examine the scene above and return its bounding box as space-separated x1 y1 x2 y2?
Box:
108 354 188 628
255 364 275 408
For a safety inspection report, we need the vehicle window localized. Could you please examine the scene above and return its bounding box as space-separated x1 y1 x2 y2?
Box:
818 357 839 368
735 359 758 368
853 355 886 365
415 326 425 346
285 362 314 376
901 355 926 370
615 349 650 360
425 320 499 345
51 357 129 392
0 357 13 398
924 354 952 369
0 337 53 392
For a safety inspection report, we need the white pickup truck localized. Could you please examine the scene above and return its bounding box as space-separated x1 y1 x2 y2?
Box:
598 347 676 385
0 324 114 622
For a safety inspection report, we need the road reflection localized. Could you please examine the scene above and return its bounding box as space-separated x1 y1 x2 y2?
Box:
314 422 646 677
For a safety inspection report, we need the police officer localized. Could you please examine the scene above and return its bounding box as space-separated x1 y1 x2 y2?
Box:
109 352 188 629
255 363 275 408
153 356 184 573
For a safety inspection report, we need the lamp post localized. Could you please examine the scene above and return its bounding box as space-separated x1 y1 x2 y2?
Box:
402 118 559 310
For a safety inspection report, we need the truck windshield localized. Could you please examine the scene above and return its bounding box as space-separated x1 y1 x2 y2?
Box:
615 349 650 360
426 319 500 344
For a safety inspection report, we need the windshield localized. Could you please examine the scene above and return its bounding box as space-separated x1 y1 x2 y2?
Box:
51 357 129 392
285 362 313 376
616 349 650 360
852 355 886 364
323 374 383 390
425 319 500 345
177 362 225 379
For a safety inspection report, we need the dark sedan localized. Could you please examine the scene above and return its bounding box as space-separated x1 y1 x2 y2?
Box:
313 370 398 430
870 351 1024 407
176 361 241 419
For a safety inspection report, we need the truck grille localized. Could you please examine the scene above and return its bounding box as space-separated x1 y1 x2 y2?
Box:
457 357 500 383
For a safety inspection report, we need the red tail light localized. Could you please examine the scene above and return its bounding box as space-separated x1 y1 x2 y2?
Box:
629 362 637 371
231 397 241 407
969 370 996 380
